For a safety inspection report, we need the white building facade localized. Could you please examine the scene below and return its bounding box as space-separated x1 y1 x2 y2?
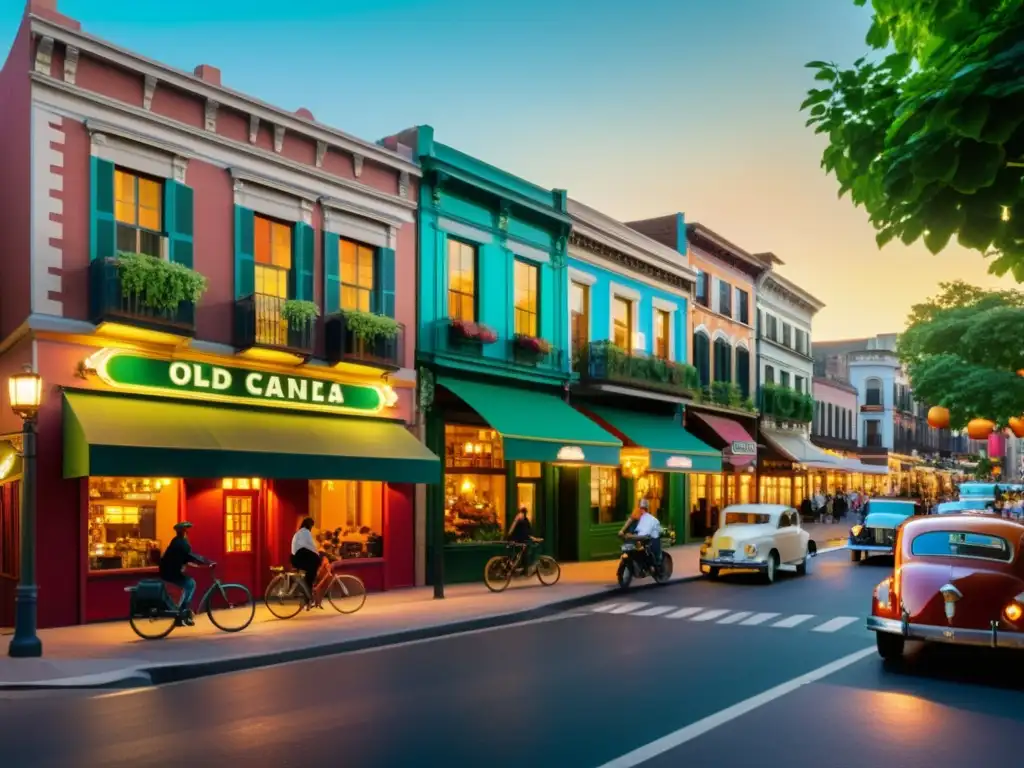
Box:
754 261 824 398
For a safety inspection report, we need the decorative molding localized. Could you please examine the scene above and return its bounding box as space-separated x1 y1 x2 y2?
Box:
204 98 218 132
63 45 79 84
497 201 510 231
171 155 188 183
568 267 598 286
437 217 493 245
315 140 327 168
508 240 550 264
688 229 766 281
353 153 364 178
34 36 54 76
570 231 690 292
142 74 156 111
248 114 259 144
86 120 190 183
761 275 821 315
322 205 391 248
321 194 414 229
652 297 678 313
299 199 314 226
398 171 409 199
610 281 642 302
273 124 285 153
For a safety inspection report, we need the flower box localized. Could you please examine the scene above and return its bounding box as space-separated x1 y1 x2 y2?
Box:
513 334 552 356
449 320 498 345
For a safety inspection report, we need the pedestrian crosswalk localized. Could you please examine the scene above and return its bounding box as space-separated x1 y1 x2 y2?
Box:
585 601 863 633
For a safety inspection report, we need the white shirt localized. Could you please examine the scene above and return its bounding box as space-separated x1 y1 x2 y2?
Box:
291 527 317 556
634 512 661 539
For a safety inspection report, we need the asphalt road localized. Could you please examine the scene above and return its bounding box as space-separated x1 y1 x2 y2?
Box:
2 549 1023 768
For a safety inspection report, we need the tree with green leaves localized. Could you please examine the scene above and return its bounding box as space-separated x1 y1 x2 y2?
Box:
898 280 1024 426
802 0 1024 278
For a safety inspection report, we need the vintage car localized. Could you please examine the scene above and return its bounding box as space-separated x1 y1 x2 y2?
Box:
699 504 816 584
849 498 923 561
867 514 1024 659
934 499 991 515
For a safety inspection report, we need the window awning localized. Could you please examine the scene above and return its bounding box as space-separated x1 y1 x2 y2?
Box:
437 377 621 466
842 458 889 476
582 406 721 473
761 428 841 469
62 391 441 484
691 412 757 467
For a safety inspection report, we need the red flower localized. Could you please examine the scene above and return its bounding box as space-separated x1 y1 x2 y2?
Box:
514 334 551 355
450 319 497 344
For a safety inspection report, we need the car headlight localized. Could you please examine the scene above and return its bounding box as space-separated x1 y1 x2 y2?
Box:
850 525 863 537
1004 593 1024 623
744 543 758 558
875 578 892 611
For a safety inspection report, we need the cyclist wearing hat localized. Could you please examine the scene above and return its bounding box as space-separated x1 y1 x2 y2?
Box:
159 521 214 625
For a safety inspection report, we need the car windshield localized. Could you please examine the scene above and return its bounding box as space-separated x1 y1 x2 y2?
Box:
910 531 1014 562
724 512 770 525
866 501 916 517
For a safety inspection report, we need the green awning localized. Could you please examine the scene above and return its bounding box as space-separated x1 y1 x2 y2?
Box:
584 405 722 473
62 391 440 484
437 377 621 466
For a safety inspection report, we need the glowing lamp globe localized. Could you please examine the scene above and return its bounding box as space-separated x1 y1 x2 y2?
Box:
1010 417 1024 439
967 418 995 440
926 406 950 430
8 365 42 420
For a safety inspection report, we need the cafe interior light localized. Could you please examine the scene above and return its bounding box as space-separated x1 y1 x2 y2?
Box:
8 365 42 420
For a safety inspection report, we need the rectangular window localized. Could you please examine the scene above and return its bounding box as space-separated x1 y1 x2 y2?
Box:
445 424 506 544
718 279 732 318
654 308 671 360
613 296 633 349
447 239 477 322
514 259 539 337
254 215 292 297
570 281 590 362
591 467 621 525
764 364 774 384
339 238 375 313
308 480 384 559
794 376 804 394
114 169 163 258
87 477 178 572
225 495 253 553
782 323 792 347
865 420 882 447
637 472 665 518
695 270 709 307
766 315 778 340
736 289 749 324
780 371 790 388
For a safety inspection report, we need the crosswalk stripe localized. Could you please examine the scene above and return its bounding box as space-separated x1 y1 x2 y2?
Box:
772 614 815 628
717 611 752 624
666 607 704 619
633 605 677 617
609 602 650 614
739 612 780 626
590 603 620 613
691 609 732 622
812 616 859 633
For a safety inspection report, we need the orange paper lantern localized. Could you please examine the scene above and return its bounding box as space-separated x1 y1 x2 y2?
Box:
927 406 950 429
967 418 996 440
1018 370 1024 377
1009 417 1024 439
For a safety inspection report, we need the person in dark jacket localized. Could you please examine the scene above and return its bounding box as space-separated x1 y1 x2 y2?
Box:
159 521 213 625
507 506 540 571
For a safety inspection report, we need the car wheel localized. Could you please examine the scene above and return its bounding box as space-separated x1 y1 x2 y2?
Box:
875 632 905 661
850 550 861 563
705 566 720 580
764 551 779 584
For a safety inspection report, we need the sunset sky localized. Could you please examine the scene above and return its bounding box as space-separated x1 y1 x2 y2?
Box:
3 0 1015 340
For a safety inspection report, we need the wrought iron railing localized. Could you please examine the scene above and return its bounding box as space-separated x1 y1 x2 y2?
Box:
434 319 565 373
235 294 315 356
325 313 405 370
89 257 196 335
579 341 699 397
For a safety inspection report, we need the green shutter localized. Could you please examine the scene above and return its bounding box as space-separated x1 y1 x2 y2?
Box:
164 180 194 267
90 156 116 261
234 205 255 299
324 232 340 315
376 247 396 318
290 222 315 301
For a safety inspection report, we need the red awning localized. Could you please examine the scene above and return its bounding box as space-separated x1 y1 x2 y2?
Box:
692 412 756 467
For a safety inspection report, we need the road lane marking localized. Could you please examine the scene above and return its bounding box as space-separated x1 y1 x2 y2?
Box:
690 609 731 622
633 606 677 617
666 607 703 619
716 611 752 624
738 612 779 626
594 645 876 768
610 602 650 614
812 616 859 633
591 603 621 613
772 614 814 628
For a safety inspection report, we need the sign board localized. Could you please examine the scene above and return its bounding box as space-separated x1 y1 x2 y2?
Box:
730 440 757 456
85 349 393 415
665 455 693 469
556 446 586 462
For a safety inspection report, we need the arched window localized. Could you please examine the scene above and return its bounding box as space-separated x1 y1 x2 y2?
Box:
713 338 732 383
693 331 711 387
735 346 750 398
865 377 883 407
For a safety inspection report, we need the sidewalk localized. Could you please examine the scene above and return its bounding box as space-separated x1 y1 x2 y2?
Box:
0 524 848 689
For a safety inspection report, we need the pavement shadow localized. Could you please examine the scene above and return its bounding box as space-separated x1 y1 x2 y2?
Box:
882 643 1024 692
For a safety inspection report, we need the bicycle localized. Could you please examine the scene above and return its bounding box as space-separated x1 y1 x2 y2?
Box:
264 562 367 619
125 564 255 640
483 540 561 593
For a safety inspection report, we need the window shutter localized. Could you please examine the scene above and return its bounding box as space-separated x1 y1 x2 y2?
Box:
164 180 194 267
290 222 314 301
324 232 340 315
90 156 116 261
233 205 255 299
376 247 396 318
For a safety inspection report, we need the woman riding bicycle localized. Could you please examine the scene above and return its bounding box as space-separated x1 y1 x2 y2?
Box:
507 506 541 571
291 517 327 609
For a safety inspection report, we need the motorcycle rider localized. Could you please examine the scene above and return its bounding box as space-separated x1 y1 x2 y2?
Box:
621 499 663 568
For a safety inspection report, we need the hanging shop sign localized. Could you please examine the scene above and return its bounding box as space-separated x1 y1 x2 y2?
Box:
664 456 693 469
730 440 757 456
556 446 586 462
83 349 397 415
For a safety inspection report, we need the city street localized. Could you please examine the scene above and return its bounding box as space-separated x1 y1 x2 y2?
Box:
2 548 1022 767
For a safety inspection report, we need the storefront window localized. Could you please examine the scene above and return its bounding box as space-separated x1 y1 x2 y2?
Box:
87 477 178 572
309 481 385 559
225 495 253 553
739 474 754 504
445 425 505 544
591 467 621 524
636 472 665 517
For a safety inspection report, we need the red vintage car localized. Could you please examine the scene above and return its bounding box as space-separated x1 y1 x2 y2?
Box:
867 513 1024 659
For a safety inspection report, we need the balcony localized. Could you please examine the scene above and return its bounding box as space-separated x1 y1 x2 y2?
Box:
432 319 565 376
579 341 700 399
324 312 405 371
89 256 196 338
758 384 814 425
235 294 315 361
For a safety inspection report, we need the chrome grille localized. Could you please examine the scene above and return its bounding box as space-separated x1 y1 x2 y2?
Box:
718 549 735 558
871 528 894 546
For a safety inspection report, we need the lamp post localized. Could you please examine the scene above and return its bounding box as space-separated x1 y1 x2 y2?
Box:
8 365 43 658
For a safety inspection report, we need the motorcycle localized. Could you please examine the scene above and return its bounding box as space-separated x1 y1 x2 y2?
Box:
617 536 673 589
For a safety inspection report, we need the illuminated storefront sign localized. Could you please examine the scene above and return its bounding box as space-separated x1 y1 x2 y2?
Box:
730 440 757 456
84 349 397 415
665 456 693 469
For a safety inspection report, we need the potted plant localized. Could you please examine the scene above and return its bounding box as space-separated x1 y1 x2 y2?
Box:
513 334 552 360
281 299 320 327
449 320 498 345
114 252 207 314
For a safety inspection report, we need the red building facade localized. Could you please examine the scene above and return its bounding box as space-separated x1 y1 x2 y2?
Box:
0 1 438 627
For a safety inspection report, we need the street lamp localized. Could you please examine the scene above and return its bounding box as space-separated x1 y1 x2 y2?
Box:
8 365 42 658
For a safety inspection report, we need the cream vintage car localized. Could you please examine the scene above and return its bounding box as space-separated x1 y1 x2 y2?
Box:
700 504 817 584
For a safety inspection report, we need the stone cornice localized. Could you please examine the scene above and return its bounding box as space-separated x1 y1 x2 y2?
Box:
686 223 768 279
758 271 824 314
569 231 693 293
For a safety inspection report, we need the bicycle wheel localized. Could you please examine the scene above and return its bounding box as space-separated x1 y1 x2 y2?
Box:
326 574 367 614
128 605 177 641
206 583 256 632
484 555 512 593
264 574 305 619
535 555 561 586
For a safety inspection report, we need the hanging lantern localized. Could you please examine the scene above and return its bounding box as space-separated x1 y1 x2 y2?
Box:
927 406 950 429
967 418 996 440
1009 416 1024 438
